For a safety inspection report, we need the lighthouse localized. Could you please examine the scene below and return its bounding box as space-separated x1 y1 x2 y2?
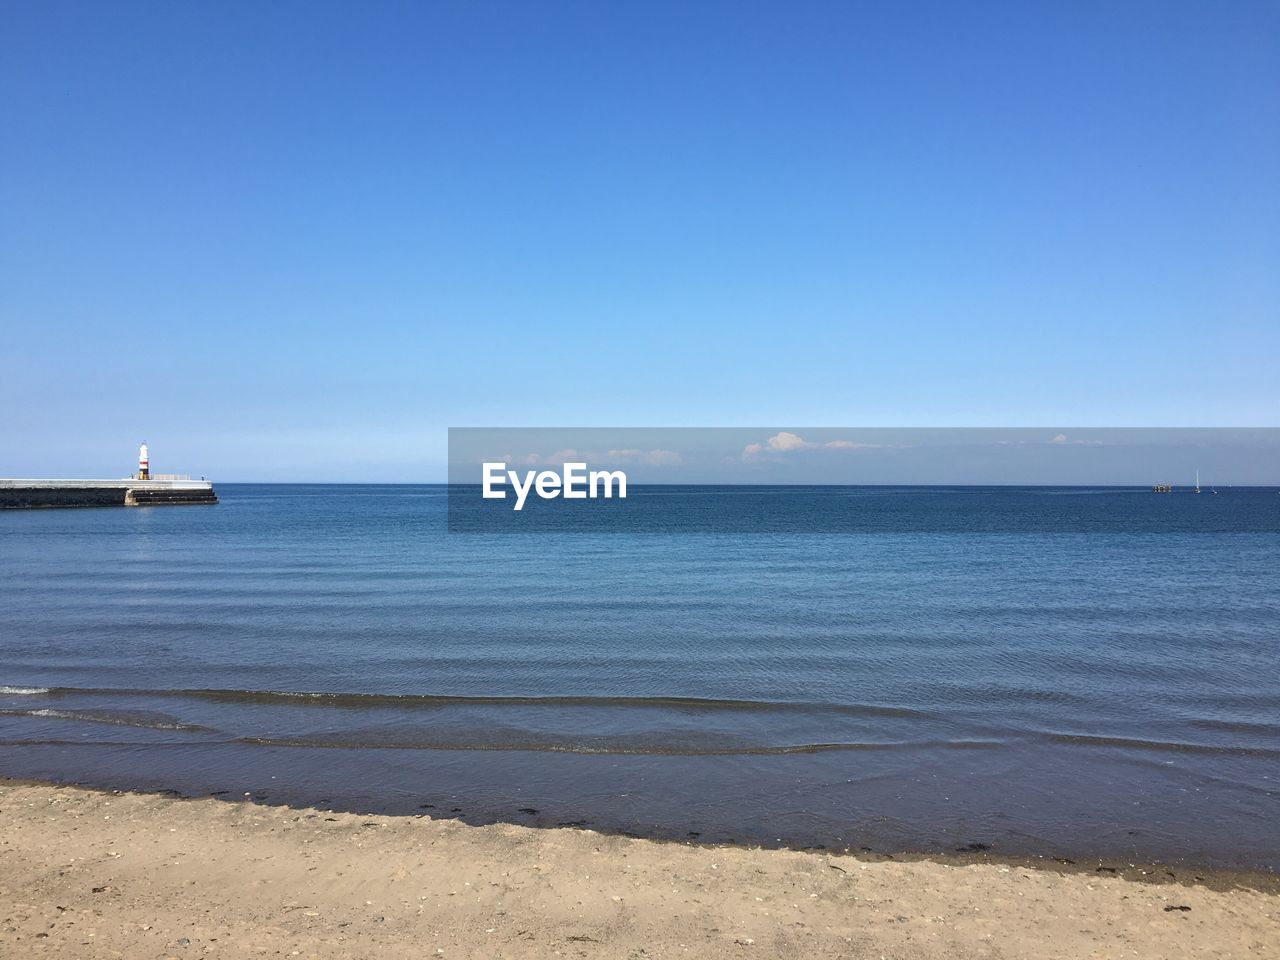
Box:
1 442 217 508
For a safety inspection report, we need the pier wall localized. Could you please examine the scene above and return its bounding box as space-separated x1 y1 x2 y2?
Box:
0 480 218 509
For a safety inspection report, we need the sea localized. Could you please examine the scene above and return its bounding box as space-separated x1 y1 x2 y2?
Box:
1 484 1276 869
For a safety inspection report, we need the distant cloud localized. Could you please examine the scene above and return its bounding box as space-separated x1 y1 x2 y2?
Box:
767 431 814 452
511 448 580 466
1049 433 1103 446
606 448 683 466
485 448 681 468
742 432 888 459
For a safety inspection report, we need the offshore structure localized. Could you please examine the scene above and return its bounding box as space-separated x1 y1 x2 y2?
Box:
0 443 218 509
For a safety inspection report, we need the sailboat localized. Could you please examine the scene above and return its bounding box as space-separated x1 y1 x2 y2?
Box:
1195 469 1201 494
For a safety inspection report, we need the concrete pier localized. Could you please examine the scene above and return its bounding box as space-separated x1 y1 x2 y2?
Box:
0 479 218 509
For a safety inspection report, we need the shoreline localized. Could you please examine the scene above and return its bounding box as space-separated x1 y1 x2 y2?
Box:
4 774 1277 888
5 733 1277 872
2 779 1277 958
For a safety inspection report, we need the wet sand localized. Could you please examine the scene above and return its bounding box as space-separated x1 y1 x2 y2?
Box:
1 779 1276 959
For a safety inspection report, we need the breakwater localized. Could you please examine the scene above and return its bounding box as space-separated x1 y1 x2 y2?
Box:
0 479 217 509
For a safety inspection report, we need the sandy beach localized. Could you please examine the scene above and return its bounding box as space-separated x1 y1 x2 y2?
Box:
0 780 1275 959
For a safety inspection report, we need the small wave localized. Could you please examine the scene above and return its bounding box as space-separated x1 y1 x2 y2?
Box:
0 708 211 733
6 684 930 719
1042 732 1280 759
1188 717 1280 738
234 735 1000 757
0 686 50 695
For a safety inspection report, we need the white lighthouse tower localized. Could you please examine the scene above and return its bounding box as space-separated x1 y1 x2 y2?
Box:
138 442 150 480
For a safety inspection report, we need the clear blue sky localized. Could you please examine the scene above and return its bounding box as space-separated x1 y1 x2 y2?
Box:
2 1 1277 480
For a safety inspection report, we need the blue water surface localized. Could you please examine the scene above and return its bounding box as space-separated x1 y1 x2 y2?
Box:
1 485 1276 867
